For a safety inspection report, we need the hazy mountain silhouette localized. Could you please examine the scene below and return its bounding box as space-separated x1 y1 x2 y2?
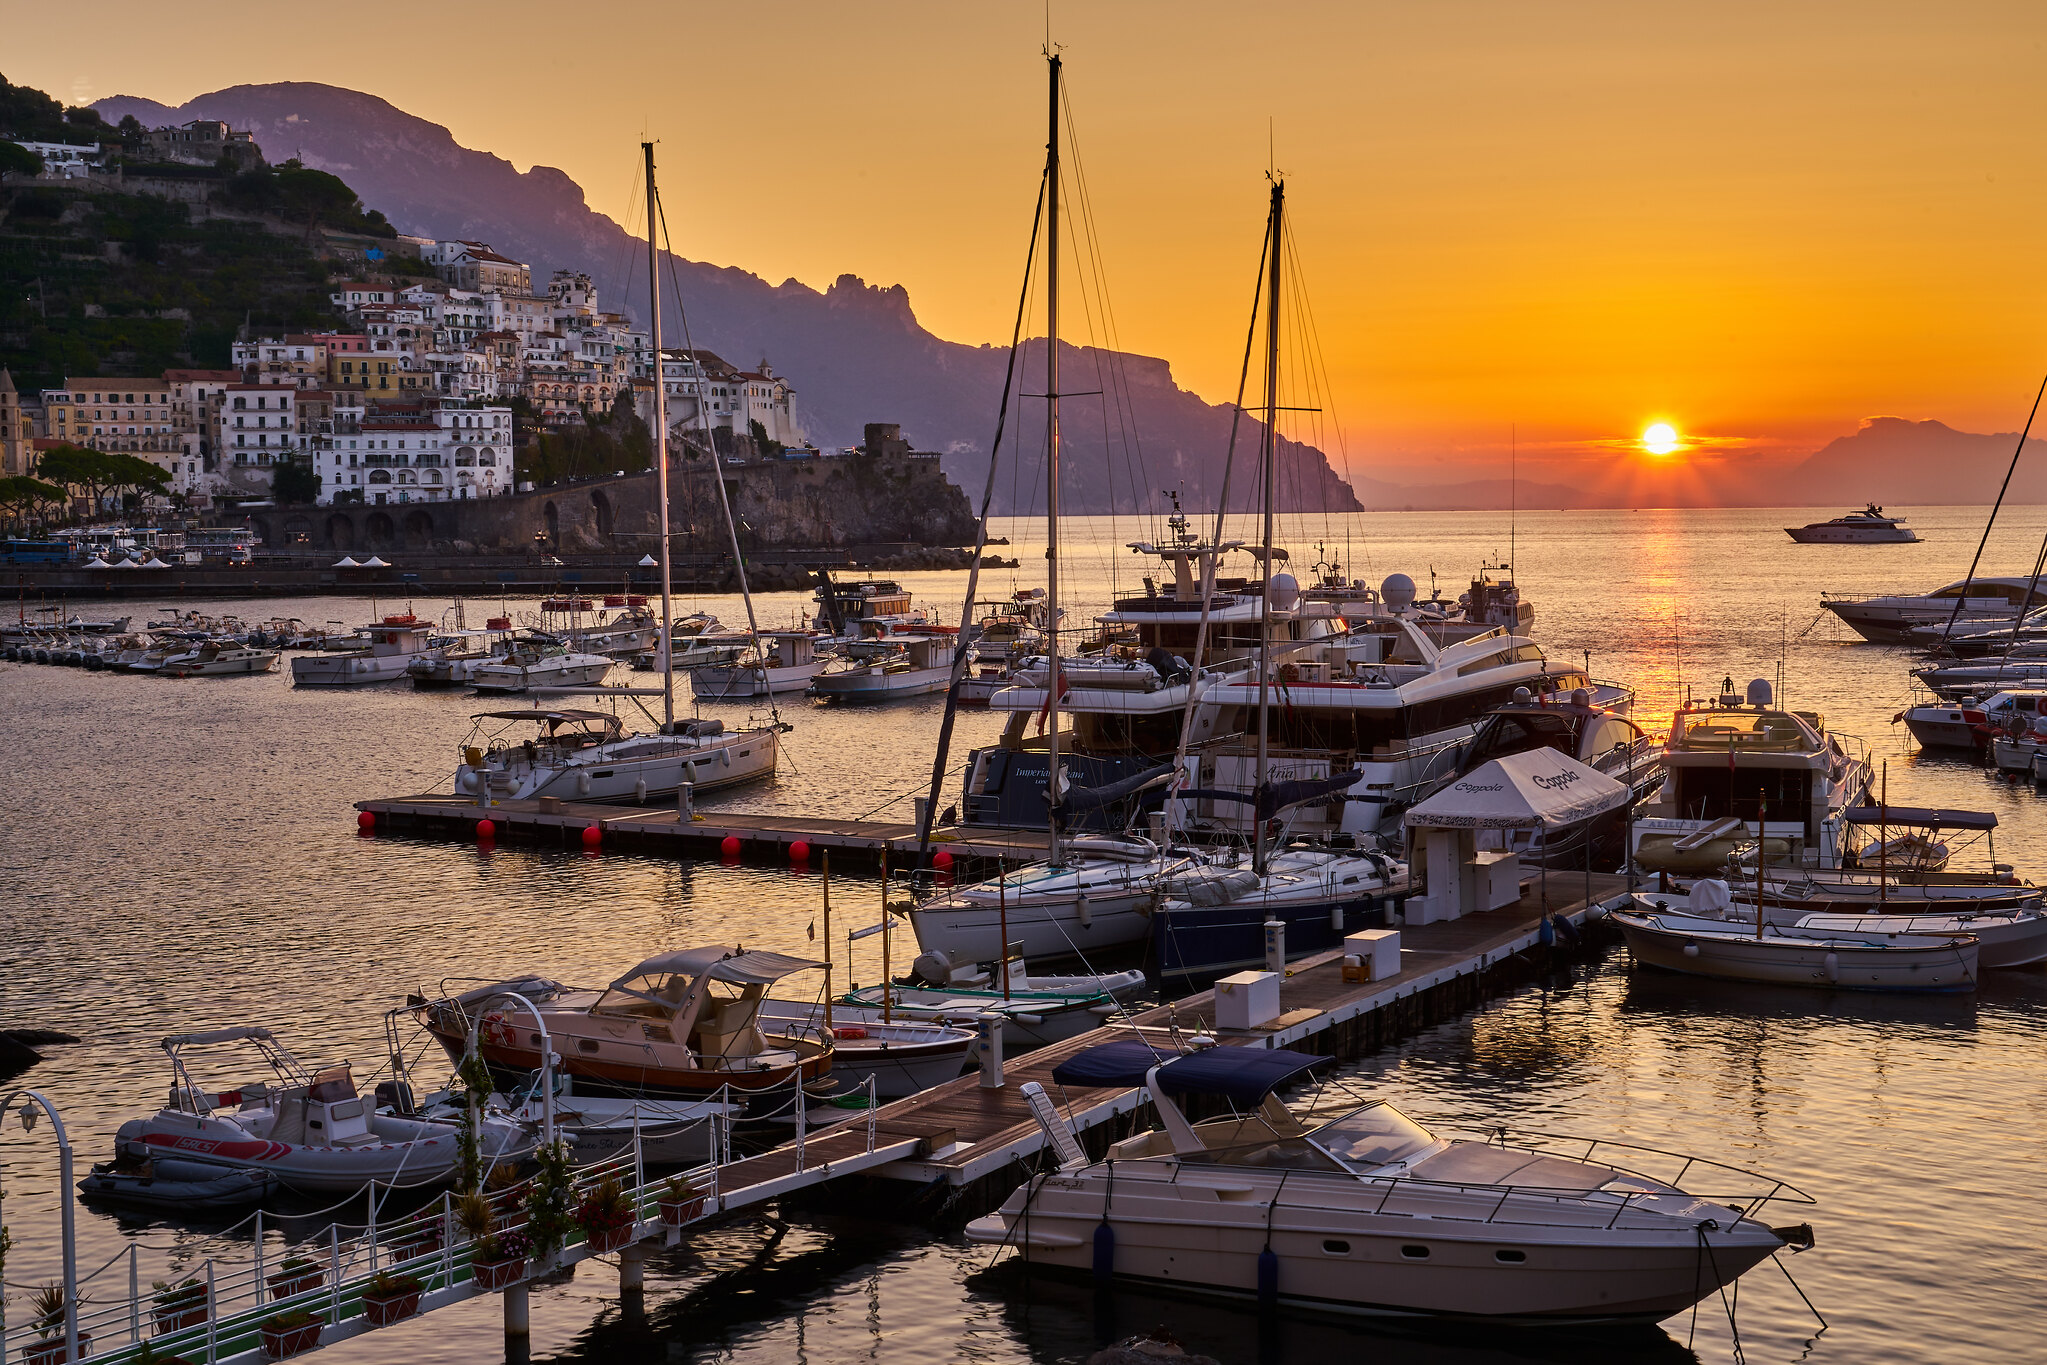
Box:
97 83 1361 516
1780 417 2047 506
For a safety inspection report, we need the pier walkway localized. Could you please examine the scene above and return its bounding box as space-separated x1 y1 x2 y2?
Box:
357 791 1055 869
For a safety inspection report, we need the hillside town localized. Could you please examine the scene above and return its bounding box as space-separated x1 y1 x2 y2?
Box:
0 119 809 514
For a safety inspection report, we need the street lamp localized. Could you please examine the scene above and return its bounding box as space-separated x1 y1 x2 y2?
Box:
0 1090 78 1361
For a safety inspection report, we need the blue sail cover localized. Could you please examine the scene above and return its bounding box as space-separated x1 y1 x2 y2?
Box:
1051 1042 1332 1103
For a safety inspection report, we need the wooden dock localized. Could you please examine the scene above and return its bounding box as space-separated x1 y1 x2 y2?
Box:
357 792 1055 869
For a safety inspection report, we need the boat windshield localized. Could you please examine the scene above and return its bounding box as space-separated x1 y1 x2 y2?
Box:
1672 708 1819 753
593 971 689 1016
1306 1102 1436 1170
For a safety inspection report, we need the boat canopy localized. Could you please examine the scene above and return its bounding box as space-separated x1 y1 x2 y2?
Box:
610 947 825 988
1405 749 1629 831
1051 1041 1332 1103
162 1026 275 1049
1843 806 1995 830
472 708 624 734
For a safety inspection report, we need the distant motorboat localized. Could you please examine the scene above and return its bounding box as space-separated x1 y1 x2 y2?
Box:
290 622 435 687
692 631 825 699
471 638 614 694
1786 505 1919 543
1613 894 1979 992
160 642 281 677
808 633 959 701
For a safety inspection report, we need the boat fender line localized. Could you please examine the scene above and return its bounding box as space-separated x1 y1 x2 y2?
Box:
1076 893 1092 930
1092 1160 1115 1283
1259 1168 1295 1308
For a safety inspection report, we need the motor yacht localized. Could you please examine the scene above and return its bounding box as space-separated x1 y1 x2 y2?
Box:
967 1042 1810 1323
408 630 513 688
415 948 833 1102
692 631 825 699
1615 893 1979 992
456 708 777 801
1912 652 2047 698
1631 679 1871 874
808 633 958 701
1786 504 1920 543
811 572 929 643
1897 689 2047 749
161 642 281 677
1820 574 2046 643
471 637 614 693
115 1028 522 1193
289 620 435 686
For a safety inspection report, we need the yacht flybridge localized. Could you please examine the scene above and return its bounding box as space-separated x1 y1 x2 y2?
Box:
968 1042 1811 1323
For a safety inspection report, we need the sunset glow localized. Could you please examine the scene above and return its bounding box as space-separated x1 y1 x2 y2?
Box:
1641 423 1680 456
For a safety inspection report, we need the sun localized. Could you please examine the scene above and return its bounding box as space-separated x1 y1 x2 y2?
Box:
1641 422 1679 456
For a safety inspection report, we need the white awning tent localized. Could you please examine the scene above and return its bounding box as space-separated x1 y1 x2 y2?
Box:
1403 750 1629 924
333 556 361 568
360 555 391 568
1404 749 1629 830
637 554 659 567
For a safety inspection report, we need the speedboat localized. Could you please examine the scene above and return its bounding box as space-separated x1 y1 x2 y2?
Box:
160 642 280 677
966 1041 1811 1323
808 633 959 701
752 1000 975 1098
290 620 435 687
79 1155 275 1210
1631 679 1870 874
1820 574 2046 644
115 1028 523 1192
692 631 825 699
408 630 511 688
1895 691 2047 749
414 948 834 1101
1786 505 1919 543
456 708 777 801
471 637 614 693
1613 894 1978 992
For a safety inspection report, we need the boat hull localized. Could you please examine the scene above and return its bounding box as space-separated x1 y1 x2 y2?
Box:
290 652 420 686
808 666 954 700
691 661 821 698
1786 526 1917 543
1614 909 1978 992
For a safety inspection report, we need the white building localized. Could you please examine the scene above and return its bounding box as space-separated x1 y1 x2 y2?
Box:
9 141 100 178
647 349 801 447
219 384 304 472
438 403 513 499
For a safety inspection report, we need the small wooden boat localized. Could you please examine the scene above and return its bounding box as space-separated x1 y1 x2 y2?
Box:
1614 895 1978 992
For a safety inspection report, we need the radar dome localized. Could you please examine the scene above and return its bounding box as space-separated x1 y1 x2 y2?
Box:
1381 573 1417 611
1268 572 1300 611
1746 677 1774 707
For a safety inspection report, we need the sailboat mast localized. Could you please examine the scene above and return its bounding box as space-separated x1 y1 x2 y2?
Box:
1253 178 1283 877
1044 51 1064 868
644 141 675 729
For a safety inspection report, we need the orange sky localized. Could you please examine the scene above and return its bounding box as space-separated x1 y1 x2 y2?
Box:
11 1 2047 488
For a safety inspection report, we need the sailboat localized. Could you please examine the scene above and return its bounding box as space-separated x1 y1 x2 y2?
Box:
452 143 777 804
902 56 1403 982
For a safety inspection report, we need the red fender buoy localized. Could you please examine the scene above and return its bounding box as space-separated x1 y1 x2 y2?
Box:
476 819 496 841
357 810 376 832
789 840 810 863
582 825 603 848
721 835 741 857
933 849 954 871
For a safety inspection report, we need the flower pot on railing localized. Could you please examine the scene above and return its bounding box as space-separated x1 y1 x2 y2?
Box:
360 1272 425 1328
585 1223 636 1254
21 1333 92 1365
657 1195 705 1228
258 1312 323 1361
266 1264 325 1303
471 1255 527 1291
152 1281 209 1335
390 1227 443 1261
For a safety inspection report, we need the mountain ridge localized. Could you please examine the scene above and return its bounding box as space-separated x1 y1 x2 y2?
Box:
94 83 1362 517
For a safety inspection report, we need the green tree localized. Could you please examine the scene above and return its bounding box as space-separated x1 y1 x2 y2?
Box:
0 475 66 527
34 444 167 512
0 140 42 176
748 418 783 458
271 459 321 505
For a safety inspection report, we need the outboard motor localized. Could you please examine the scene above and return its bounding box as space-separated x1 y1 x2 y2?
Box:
912 948 956 986
374 1079 417 1116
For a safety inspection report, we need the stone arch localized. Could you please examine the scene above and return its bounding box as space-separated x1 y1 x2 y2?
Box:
364 512 396 548
368 469 392 484
589 487 614 540
403 509 434 548
282 515 312 546
326 514 356 550
543 500 560 546
455 447 476 467
248 516 273 546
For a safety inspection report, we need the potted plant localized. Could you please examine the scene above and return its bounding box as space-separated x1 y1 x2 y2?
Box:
359 1270 424 1327
658 1173 707 1228
387 1208 443 1261
522 1140 576 1266
258 1308 323 1361
454 1189 496 1242
469 1227 530 1291
483 1160 525 1219
266 1254 324 1302
23 1283 91 1364
151 1276 209 1334
574 1177 637 1254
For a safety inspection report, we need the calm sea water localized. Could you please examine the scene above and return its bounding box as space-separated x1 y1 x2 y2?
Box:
5 505 2047 1364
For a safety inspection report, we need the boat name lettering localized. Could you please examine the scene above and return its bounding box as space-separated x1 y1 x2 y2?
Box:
1531 771 1583 791
1453 782 1505 793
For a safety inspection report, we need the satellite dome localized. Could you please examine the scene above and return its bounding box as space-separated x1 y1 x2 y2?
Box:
1267 572 1300 611
1746 677 1774 707
1381 573 1416 611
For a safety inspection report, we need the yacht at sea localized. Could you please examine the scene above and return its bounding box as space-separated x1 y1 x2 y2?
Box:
1786 504 1920 543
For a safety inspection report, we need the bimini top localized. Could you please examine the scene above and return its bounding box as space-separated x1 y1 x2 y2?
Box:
472 709 623 732
1051 1041 1332 1104
1843 806 1996 831
161 1026 275 1049
610 946 825 988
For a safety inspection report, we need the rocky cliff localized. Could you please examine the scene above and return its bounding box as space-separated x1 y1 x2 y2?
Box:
95 83 1362 517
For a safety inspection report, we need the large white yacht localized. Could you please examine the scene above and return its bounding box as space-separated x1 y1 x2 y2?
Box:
1786 504 1919 543
967 1042 1808 1324
1820 574 2045 643
1631 678 1872 874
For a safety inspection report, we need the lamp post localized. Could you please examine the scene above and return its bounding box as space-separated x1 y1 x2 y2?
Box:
0 1090 78 1361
